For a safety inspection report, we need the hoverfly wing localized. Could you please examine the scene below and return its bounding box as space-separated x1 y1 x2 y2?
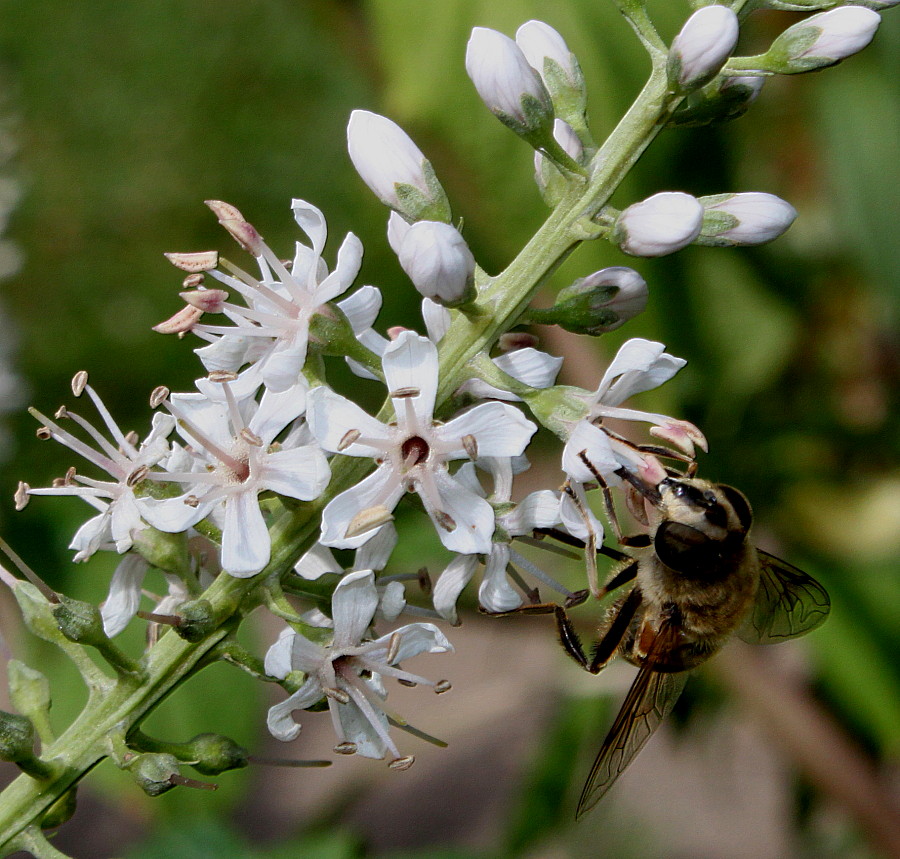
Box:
737 549 830 644
576 622 689 819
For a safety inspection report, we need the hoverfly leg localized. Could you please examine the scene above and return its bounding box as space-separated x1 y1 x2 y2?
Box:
588 585 642 674
598 559 639 598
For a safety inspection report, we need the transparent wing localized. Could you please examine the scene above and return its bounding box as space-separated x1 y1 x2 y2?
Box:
576 622 689 819
738 549 830 644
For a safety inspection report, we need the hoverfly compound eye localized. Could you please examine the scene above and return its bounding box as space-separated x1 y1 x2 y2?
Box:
718 484 753 533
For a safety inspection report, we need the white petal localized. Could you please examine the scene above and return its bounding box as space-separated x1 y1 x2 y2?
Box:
432 553 479 624
384 622 453 662
436 402 536 459
314 232 364 305
562 421 619 483
307 386 390 458
337 697 388 759
331 569 378 647
559 484 604 543
319 465 404 549
221 491 270 577
377 581 406 621
137 493 213 533
108 493 145 553
502 489 562 535
294 542 341 580
260 331 309 394
267 679 325 742
247 381 308 443
596 338 686 406
337 285 383 333
427 469 495 554
383 331 438 427
421 298 451 343
354 522 398 571
264 627 297 678
494 347 562 390
101 553 149 637
478 544 523 613
69 511 110 561
262 445 331 501
291 198 328 257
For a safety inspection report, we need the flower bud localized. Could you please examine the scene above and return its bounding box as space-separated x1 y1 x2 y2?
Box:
765 7 881 72
466 27 555 142
534 119 584 203
183 733 249 775
668 6 740 90
697 192 797 246
612 192 704 257
389 214 476 307
347 110 451 223
515 20 587 125
0 710 36 763
128 752 182 796
531 267 648 334
669 75 765 128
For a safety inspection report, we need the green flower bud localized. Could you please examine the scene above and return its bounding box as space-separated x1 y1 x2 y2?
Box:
173 599 219 643
127 752 181 796
0 710 36 763
52 596 106 646
530 267 648 335
183 733 249 776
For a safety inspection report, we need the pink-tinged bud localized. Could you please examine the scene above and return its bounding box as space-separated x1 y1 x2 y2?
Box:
698 192 797 247
179 288 228 313
205 200 265 255
164 251 219 272
347 110 451 222
613 192 704 257
767 7 880 72
392 218 476 308
466 27 554 136
152 305 203 335
668 6 740 90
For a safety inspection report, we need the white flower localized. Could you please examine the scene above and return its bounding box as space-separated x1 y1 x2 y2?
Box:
307 331 537 554
431 459 574 623
613 191 704 257
23 376 175 562
265 570 453 764
669 6 740 89
346 111 449 220
167 199 363 395
561 338 706 489
466 27 554 134
387 216 476 307
699 192 797 246
140 380 330 577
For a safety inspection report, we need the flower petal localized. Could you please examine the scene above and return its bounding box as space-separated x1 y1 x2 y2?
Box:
101 554 149 637
319 465 404 549
262 445 331 501
383 331 438 428
307 386 390 458
331 569 379 648
436 402 536 459
432 553 479 624
221 491 270 577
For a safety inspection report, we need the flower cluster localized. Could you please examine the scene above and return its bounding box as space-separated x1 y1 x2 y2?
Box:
10 2 893 802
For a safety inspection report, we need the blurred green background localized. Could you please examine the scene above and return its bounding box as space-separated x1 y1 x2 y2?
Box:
0 0 897 856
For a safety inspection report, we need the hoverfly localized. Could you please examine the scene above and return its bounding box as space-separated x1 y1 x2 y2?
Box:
535 475 830 819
